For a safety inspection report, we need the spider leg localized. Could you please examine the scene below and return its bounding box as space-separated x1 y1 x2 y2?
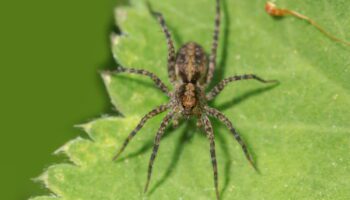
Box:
206 74 278 101
112 104 169 161
205 106 257 171
172 113 180 128
202 115 220 200
144 111 174 193
147 3 176 84
107 67 170 96
206 0 221 86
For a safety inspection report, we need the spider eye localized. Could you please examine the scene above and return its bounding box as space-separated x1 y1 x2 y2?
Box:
195 56 202 65
178 53 186 64
195 48 203 64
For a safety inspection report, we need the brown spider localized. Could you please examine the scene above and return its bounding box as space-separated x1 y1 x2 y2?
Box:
112 0 277 199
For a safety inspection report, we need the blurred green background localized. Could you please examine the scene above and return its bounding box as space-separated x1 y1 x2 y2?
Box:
0 0 125 199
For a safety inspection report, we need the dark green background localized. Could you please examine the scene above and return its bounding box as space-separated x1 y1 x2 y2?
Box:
0 1 124 199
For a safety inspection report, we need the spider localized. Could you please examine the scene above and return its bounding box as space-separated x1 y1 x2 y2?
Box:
112 0 277 199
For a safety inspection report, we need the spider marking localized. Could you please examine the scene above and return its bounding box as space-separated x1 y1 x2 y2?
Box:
111 0 277 199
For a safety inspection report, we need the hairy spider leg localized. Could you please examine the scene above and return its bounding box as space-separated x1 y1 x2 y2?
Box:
206 74 277 101
205 107 257 171
113 104 169 161
206 0 221 86
172 112 181 128
144 111 174 193
110 67 170 96
202 115 220 200
148 4 177 83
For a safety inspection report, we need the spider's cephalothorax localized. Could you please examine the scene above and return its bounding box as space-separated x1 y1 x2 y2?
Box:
111 0 277 199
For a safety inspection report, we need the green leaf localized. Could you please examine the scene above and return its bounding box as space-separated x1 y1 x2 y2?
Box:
31 0 350 199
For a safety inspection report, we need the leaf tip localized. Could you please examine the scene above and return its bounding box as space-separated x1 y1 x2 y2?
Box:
114 7 128 28
101 70 112 86
54 136 85 156
110 32 121 47
74 122 93 133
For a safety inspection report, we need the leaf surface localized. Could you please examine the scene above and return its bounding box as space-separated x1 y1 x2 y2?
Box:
31 0 350 199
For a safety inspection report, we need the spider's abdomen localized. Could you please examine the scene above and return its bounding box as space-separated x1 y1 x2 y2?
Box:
175 42 208 85
181 83 196 110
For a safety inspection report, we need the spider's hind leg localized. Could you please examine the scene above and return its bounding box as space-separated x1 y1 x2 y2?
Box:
112 104 169 161
144 111 174 193
202 115 220 200
205 106 258 171
172 113 181 128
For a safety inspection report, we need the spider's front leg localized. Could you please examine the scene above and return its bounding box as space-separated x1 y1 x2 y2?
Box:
113 104 169 160
107 67 170 97
206 74 278 101
206 0 221 86
147 3 176 84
